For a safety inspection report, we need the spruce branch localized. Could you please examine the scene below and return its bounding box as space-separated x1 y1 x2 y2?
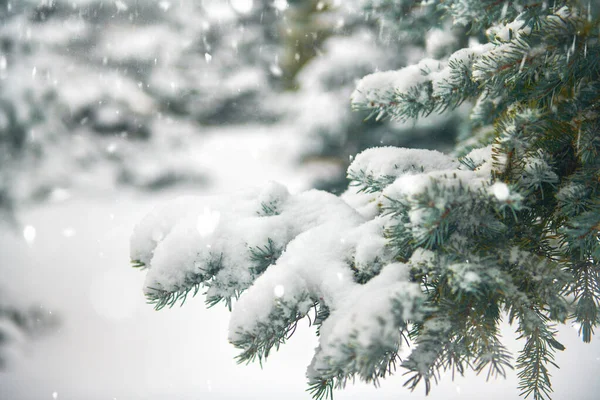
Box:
307 378 334 400
130 2 600 400
248 238 284 276
515 311 562 400
565 260 600 342
231 296 318 365
348 169 397 194
145 252 223 311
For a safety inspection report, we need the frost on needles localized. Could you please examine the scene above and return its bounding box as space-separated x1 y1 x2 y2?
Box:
131 1 600 400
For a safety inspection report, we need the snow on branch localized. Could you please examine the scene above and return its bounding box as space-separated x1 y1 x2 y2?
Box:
131 2 600 399
131 144 531 393
351 6 579 123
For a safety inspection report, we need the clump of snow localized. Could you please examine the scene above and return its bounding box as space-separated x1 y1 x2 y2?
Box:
448 263 482 292
464 145 493 167
130 196 210 266
348 147 458 180
429 43 493 97
462 145 500 176
134 185 365 302
343 147 460 219
256 181 290 215
352 217 390 269
307 263 423 381
351 58 444 106
556 182 587 204
487 18 531 42
228 219 361 342
409 248 436 266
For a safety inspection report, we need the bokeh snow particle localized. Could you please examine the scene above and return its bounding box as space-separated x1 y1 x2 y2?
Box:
197 207 221 238
115 0 128 12
23 225 36 244
159 1 171 11
230 0 253 14
52 392 58 399
492 182 510 201
106 143 118 153
274 285 285 298
62 228 76 238
272 0 288 11
269 63 283 77
49 188 71 202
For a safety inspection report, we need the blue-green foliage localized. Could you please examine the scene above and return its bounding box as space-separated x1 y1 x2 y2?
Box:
349 1 600 399
132 2 600 400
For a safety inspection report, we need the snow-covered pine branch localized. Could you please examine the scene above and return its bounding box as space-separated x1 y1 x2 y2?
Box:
132 1 600 399
131 144 531 396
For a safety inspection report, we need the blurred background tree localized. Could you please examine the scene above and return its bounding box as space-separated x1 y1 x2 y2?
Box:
0 0 468 212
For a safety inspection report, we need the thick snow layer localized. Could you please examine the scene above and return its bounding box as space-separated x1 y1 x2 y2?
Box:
130 195 209 266
343 147 459 219
307 262 423 381
229 212 399 349
487 18 531 42
134 187 366 301
348 147 458 179
351 58 444 106
351 41 499 115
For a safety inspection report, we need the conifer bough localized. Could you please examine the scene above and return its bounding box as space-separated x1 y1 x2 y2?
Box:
131 1 600 399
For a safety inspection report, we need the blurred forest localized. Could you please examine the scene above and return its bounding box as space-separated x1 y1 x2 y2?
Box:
0 0 465 209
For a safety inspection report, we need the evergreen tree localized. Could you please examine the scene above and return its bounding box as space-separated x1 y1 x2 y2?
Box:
132 1 600 399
